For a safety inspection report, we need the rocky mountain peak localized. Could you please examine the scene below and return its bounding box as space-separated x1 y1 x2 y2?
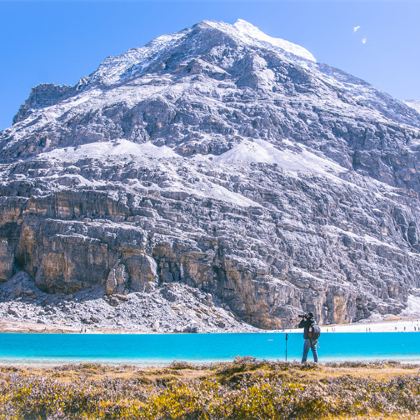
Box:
0 19 419 331
80 18 316 91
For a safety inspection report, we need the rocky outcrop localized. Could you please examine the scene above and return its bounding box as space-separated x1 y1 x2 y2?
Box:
0 240 13 281
0 19 419 330
13 84 73 124
106 263 129 295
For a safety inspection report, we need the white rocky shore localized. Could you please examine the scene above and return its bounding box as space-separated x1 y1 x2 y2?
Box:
283 318 420 334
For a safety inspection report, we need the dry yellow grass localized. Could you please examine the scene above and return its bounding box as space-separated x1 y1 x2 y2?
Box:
0 359 418 419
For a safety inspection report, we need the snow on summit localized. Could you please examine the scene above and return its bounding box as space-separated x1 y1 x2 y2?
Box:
202 19 316 62
232 19 316 62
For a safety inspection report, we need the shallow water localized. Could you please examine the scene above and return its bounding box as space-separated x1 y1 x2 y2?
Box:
0 332 418 364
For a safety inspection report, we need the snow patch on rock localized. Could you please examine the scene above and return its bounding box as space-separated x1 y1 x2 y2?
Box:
405 100 420 114
199 138 345 180
39 139 179 161
38 139 260 208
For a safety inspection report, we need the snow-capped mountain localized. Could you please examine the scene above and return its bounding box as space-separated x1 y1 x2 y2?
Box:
0 19 419 331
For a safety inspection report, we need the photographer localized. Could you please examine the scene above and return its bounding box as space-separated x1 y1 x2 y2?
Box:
298 312 320 363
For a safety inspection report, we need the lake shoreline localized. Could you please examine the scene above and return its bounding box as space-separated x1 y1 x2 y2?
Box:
1 317 419 334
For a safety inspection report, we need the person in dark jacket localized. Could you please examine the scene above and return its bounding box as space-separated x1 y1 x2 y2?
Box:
298 312 319 363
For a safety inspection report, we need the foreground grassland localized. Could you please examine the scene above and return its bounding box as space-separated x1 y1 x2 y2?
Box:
0 359 418 419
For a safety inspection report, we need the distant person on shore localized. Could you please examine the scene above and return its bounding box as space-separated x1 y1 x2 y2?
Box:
298 312 320 363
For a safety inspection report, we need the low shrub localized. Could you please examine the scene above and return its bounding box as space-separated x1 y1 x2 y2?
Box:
0 361 418 419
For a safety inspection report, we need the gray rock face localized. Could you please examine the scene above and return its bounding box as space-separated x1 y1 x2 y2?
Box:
0 239 13 281
106 263 129 295
0 19 419 329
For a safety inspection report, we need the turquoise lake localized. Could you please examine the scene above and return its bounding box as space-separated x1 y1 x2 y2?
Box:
0 332 418 364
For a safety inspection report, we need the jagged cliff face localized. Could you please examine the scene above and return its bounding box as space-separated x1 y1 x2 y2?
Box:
1 19 420 329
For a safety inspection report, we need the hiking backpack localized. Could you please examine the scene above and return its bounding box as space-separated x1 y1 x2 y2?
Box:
308 324 321 340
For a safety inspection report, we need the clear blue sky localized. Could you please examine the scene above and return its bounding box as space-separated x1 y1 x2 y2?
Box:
1 0 419 130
